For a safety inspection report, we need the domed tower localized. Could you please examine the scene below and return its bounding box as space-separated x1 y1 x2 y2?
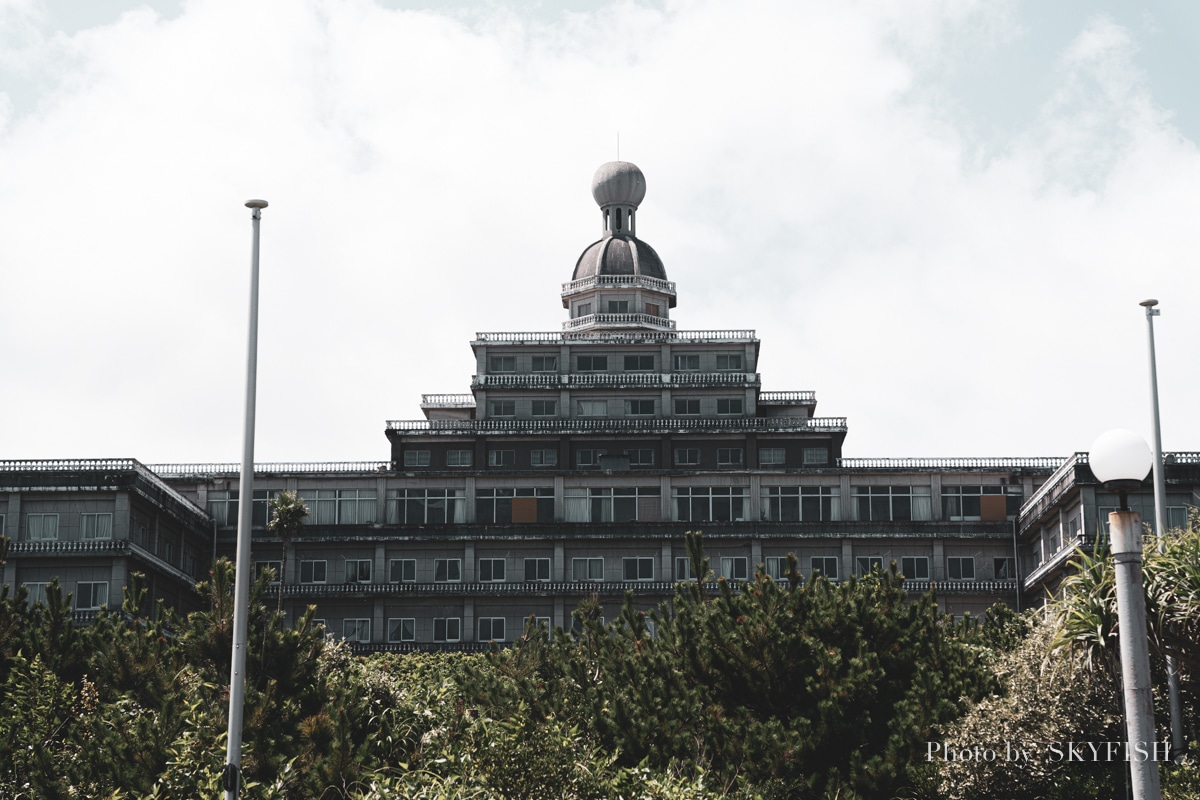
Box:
561 161 677 333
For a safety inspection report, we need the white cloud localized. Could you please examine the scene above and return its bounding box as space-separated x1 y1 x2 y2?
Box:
0 0 1197 463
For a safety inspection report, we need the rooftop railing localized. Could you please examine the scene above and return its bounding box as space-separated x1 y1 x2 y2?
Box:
387 417 847 434
473 329 758 344
421 394 476 408
0 458 207 519
759 391 817 404
560 274 677 296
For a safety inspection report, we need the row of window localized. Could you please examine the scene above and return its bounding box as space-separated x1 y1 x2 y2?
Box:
210 485 1026 528
25 581 109 610
256 554 1002 586
22 513 113 541
404 446 829 469
485 398 749 418
337 615 547 644
486 354 744 373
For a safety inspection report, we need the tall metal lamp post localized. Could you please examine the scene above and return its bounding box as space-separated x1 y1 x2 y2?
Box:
222 199 268 800
1140 298 1185 759
1089 429 1162 800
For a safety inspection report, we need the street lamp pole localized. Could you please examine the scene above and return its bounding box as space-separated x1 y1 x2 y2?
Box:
1140 298 1184 759
1091 429 1163 800
222 199 268 800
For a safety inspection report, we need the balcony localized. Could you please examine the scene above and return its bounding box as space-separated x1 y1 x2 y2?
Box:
150 461 390 477
473 372 761 390
387 416 847 435
560 274 677 298
563 312 676 332
421 394 476 409
758 391 816 405
473 329 758 345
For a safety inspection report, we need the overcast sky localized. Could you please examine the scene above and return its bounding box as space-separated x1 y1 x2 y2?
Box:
2 0 1198 465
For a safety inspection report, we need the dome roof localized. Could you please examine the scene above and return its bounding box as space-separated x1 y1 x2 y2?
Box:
591 161 646 208
572 236 667 281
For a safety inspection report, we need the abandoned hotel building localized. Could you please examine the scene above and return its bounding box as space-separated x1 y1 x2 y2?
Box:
3 161 1198 649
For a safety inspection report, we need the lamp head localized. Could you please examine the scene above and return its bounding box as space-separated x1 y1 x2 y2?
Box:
1089 429 1152 509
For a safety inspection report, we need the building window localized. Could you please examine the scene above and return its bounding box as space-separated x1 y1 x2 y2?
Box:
626 448 655 466
207 492 236 527
759 448 786 466
388 618 415 643
478 617 506 641
403 450 431 467
719 557 748 581
80 512 113 540
476 488 554 523
674 487 747 522
386 489 466 524
434 559 462 583
761 486 840 522
624 354 654 371
947 557 976 581
532 400 557 416
524 557 551 582
300 560 327 584
645 302 661 317
853 486 932 521
624 399 655 416
577 400 608 416
389 559 416 583
345 559 372 584
479 558 507 583
75 581 109 611
488 450 516 467
255 561 282 584
802 448 829 466
810 556 839 581
607 300 629 313
716 398 743 415
447 450 473 467
490 400 515 418
900 557 929 580
577 355 607 371
27 513 59 541
305 490 377 525
674 449 700 466
856 556 884 576
434 618 462 642
571 557 604 582
622 557 655 581
564 487 660 522
716 354 742 371
673 399 700 416
717 448 744 466
488 356 516 372
343 619 371 643
529 449 557 467
675 557 697 581
577 449 604 467
532 355 557 372
941 486 1008 521
673 354 700 371
994 557 1017 580
24 582 49 608
764 556 790 581
1167 506 1193 531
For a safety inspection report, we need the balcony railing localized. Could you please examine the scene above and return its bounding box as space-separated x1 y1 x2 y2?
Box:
560 274 677 296
149 461 389 477
758 391 816 404
838 457 1066 471
1 458 207 521
421 394 476 408
473 372 761 388
563 312 676 331
474 329 758 344
387 417 847 434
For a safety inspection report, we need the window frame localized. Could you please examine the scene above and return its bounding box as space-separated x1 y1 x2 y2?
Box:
343 618 371 643
389 558 416 583
434 558 462 583
673 398 700 416
947 557 976 581
478 617 506 642
571 557 604 582
446 450 473 467
478 557 507 583
300 560 328 584
26 513 59 541
716 398 743 415
80 512 113 541
388 617 416 643
719 556 749 581
433 617 462 642
488 450 516 467
75 581 109 611
622 556 655 581
715 354 743 371
623 354 655 371
577 355 608 372
624 399 655 416
900 556 929 580
403 450 431 467
345 559 372 584
524 557 551 582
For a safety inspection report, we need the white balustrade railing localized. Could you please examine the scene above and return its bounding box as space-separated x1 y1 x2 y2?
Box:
474 372 760 387
560 274 677 296
562 312 677 331
474 329 757 343
759 391 817 403
421 394 476 407
387 417 847 433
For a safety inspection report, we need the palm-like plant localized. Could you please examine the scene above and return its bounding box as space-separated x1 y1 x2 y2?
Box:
266 490 310 616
